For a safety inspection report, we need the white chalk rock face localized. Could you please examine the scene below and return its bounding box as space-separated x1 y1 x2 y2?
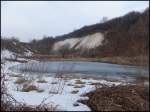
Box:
53 38 81 51
75 33 104 50
53 32 104 51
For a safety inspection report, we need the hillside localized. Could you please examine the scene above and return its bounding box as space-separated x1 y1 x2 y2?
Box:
1 8 149 59
52 8 149 57
1 38 32 57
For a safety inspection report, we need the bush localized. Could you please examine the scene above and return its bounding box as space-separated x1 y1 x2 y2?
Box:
80 84 149 111
15 78 26 84
22 85 39 92
71 90 79 94
74 85 85 88
37 79 47 83
75 79 85 84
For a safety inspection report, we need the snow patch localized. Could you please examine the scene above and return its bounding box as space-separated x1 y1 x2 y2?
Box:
1 49 16 60
6 73 124 111
24 49 33 56
2 60 127 111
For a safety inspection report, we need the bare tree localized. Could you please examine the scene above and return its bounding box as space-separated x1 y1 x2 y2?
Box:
59 44 70 58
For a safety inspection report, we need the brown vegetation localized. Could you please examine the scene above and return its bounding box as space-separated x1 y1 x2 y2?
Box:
51 82 58 84
75 79 86 84
1 96 58 111
80 83 149 111
22 85 39 92
67 83 74 86
37 79 47 83
99 55 149 66
10 74 22 77
74 85 85 88
37 89 45 93
71 90 79 94
15 78 26 84
88 82 99 86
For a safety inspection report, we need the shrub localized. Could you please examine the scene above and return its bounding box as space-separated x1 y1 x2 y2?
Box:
75 79 85 84
71 90 79 94
37 79 47 83
51 82 58 84
74 85 85 88
10 74 22 77
15 78 26 84
67 83 74 86
80 84 149 111
22 85 39 92
37 89 44 93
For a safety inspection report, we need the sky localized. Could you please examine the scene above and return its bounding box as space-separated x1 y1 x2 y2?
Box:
1 1 149 42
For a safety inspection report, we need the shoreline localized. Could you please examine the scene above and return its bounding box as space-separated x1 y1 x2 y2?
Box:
2 58 149 111
18 55 149 67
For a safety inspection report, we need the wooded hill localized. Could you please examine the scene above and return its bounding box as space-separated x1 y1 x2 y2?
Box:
1 8 149 57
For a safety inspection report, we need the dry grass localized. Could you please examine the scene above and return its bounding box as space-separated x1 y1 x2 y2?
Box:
37 79 47 83
51 82 58 84
99 55 149 66
27 55 149 66
37 89 44 93
71 90 79 94
10 74 22 77
79 83 149 111
88 82 99 85
75 79 86 84
73 103 79 107
49 91 59 94
15 78 26 84
81 77 89 80
1 97 58 111
135 76 149 83
4 78 9 81
60 77 69 83
34 103 59 111
67 83 74 86
74 85 85 88
22 85 39 92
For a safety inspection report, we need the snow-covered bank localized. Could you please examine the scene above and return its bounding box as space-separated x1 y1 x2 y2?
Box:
7 75 123 111
1 49 33 61
1 58 126 111
1 49 127 111
1 49 16 60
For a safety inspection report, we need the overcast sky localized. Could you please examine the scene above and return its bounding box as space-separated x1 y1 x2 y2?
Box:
1 1 149 42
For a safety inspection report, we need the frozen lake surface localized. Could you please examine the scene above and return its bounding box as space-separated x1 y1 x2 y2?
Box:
9 61 149 78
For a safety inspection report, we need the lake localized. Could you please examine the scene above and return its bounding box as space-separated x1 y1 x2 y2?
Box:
9 61 149 80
